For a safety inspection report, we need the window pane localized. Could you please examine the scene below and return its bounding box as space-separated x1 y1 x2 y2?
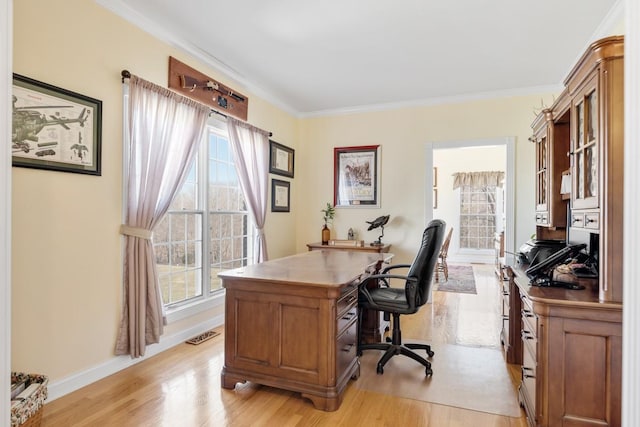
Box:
152 125 251 308
459 184 498 250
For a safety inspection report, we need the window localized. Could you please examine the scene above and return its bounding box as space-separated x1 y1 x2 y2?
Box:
459 185 497 250
153 123 253 308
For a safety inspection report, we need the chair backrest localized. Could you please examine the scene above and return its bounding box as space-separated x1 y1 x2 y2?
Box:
406 219 447 307
439 227 454 259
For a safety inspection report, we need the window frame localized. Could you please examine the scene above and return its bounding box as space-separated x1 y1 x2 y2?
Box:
457 184 498 252
153 119 254 321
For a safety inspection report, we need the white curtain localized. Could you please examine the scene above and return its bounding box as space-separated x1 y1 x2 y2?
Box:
452 171 505 190
115 75 209 358
227 117 270 263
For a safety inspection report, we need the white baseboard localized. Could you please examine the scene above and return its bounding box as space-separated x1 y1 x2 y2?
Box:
46 315 224 401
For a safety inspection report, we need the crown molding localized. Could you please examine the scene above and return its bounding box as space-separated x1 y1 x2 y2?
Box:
93 0 299 118
299 84 564 118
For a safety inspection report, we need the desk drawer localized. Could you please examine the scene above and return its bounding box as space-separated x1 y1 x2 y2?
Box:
337 306 357 336
336 320 357 379
521 314 537 359
584 211 599 230
337 286 357 316
535 212 549 225
521 345 537 420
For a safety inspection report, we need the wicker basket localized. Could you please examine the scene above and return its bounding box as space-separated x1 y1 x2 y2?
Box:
11 372 48 426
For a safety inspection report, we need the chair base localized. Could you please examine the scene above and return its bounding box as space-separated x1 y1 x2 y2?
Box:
358 312 434 376
358 342 434 376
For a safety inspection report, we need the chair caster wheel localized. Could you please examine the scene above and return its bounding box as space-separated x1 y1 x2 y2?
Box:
426 367 433 376
427 349 435 358
376 365 384 375
385 337 392 343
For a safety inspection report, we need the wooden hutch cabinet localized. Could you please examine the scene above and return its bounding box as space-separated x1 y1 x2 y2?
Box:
507 35 624 427
564 35 625 303
505 266 622 427
531 97 570 235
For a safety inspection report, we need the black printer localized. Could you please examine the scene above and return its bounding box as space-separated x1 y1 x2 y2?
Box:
517 239 566 266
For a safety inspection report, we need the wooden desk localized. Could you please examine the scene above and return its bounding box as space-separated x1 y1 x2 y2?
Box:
307 242 391 253
219 250 392 411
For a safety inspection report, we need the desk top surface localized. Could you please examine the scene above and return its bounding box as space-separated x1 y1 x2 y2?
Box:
306 242 391 253
510 263 621 310
219 250 393 287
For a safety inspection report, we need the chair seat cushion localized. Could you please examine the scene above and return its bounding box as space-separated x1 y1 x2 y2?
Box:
360 287 418 314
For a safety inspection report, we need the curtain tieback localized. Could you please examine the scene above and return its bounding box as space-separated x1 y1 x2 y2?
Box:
120 224 153 240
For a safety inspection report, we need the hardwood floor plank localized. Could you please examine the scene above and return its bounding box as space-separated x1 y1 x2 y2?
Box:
23 263 527 426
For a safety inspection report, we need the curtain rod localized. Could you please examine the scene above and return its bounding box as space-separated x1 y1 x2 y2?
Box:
121 70 272 137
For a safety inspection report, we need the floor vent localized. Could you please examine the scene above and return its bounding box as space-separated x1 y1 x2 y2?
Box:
185 329 220 345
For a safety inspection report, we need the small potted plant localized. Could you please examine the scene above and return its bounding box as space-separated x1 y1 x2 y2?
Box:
321 202 336 244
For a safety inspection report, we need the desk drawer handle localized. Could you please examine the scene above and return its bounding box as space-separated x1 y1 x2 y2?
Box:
522 309 534 318
342 312 356 321
341 343 355 352
521 330 534 340
502 315 509 320
522 367 535 379
346 295 357 305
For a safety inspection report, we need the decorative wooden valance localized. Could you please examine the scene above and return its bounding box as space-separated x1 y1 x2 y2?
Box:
168 56 248 121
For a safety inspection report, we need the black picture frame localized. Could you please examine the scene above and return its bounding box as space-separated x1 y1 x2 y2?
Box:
333 145 381 208
12 74 102 175
269 140 294 178
271 179 290 212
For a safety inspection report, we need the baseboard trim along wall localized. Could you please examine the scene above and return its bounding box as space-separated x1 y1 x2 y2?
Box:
47 315 224 401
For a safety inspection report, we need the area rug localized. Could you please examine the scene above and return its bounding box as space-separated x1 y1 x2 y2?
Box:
436 264 477 294
355 343 522 417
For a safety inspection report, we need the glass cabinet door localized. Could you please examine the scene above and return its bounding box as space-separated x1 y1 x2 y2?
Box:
572 78 599 210
535 133 548 212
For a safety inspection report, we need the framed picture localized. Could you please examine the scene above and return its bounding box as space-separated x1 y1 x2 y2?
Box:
12 74 102 175
271 179 290 212
269 140 294 178
433 188 438 209
433 167 438 187
334 145 381 208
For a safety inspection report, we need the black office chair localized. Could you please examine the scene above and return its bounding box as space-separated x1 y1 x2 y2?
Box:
357 219 446 376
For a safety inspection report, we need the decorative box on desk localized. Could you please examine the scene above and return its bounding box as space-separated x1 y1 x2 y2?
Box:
11 372 48 426
307 241 391 253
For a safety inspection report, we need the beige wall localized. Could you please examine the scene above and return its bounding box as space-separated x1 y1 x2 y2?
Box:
13 0 561 397
12 0 298 384
295 96 553 264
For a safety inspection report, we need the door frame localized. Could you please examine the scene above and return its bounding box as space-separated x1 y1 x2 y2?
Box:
424 137 515 265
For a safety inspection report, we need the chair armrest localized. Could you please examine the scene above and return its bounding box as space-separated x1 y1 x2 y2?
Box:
381 264 411 274
361 273 411 284
361 271 411 289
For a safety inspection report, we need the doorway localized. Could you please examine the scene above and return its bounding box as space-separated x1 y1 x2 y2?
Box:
424 138 515 266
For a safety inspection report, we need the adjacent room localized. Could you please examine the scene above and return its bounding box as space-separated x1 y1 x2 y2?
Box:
3 1 640 426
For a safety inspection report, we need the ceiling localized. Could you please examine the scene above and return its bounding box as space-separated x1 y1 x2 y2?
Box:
99 0 621 117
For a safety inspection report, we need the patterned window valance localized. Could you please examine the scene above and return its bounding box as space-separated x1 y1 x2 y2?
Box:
452 171 505 190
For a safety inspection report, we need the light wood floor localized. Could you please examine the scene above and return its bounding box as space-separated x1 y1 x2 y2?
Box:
25 264 527 426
